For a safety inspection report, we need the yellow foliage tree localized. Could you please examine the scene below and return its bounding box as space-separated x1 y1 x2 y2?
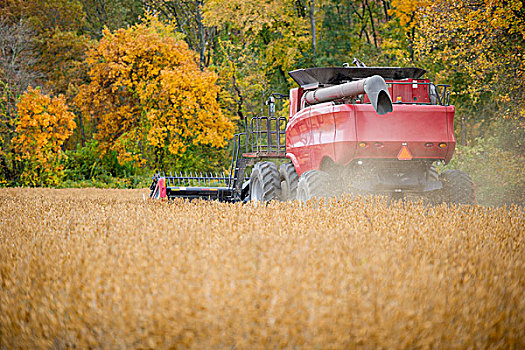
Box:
13 87 76 186
393 0 525 119
204 0 310 76
76 14 234 167
202 0 310 125
389 0 430 29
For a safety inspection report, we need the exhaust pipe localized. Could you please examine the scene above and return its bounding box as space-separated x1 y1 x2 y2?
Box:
303 75 393 115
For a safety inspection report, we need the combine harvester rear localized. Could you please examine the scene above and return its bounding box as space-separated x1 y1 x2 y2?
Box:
150 63 475 204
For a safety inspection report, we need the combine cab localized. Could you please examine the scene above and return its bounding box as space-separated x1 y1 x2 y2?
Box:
150 64 475 204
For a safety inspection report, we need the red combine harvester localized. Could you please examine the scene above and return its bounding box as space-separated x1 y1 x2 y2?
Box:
150 65 475 204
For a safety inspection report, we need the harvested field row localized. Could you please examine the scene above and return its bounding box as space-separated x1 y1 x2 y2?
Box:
0 188 524 348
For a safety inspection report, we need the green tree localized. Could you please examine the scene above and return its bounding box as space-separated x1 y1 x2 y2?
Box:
203 0 311 121
314 0 409 67
81 0 144 38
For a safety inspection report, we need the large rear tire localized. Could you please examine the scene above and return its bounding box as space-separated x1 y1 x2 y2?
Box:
297 170 332 202
279 163 299 201
422 164 442 205
249 161 281 202
439 169 475 205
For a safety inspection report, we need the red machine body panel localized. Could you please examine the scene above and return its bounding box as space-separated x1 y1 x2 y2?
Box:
353 104 455 160
288 88 302 116
333 104 356 166
286 101 456 176
310 102 336 165
286 107 312 172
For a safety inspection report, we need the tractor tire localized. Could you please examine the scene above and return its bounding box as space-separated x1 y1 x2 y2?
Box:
422 165 442 205
279 163 299 201
296 170 332 202
439 169 475 205
249 161 281 202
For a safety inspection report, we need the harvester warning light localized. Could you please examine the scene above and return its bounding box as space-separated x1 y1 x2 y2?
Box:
397 144 413 161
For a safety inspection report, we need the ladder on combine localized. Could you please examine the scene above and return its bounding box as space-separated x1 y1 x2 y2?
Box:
150 95 288 201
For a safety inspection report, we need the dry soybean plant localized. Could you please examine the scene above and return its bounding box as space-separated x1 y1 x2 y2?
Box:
0 188 524 349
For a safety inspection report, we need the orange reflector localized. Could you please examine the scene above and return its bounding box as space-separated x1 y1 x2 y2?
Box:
359 142 367 148
439 143 447 148
397 145 413 160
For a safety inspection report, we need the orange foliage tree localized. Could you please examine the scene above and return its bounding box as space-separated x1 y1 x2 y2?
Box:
13 87 76 186
76 14 234 168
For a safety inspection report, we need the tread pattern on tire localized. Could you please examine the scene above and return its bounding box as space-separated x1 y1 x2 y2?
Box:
297 170 331 202
250 161 281 202
279 163 299 201
440 169 475 205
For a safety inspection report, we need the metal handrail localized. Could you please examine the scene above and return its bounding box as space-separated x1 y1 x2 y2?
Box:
249 116 287 154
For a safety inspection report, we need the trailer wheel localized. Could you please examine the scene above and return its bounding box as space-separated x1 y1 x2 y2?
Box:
297 170 332 202
439 169 475 205
249 161 281 202
279 163 299 201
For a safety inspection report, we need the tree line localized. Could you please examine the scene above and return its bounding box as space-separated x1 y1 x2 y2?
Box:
0 0 523 204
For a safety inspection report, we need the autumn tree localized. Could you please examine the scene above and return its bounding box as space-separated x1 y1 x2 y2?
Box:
202 0 312 123
76 14 234 169
145 0 215 69
0 17 38 95
0 17 35 127
414 0 525 110
393 0 525 148
81 0 144 38
0 0 99 93
0 80 18 185
0 17 40 185
13 87 76 186
205 0 311 76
